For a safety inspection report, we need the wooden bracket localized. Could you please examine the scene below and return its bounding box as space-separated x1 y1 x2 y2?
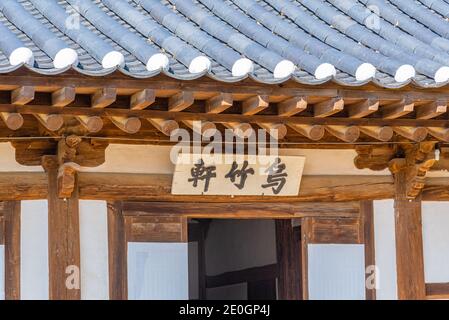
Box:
57 162 78 198
388 142 437 199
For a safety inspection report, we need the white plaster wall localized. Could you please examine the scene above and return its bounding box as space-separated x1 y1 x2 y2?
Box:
127 242 189 300
79 201 109 300
0 143 42 172
308 244 366 300
20 200 49 300
422 202 449 283
0 245 4 300
373 200 397 300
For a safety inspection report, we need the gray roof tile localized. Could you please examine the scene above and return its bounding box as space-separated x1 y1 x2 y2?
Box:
2 0 449 88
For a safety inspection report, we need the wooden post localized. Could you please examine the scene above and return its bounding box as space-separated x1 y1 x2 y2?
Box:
107 201 127 300
275 220 302 300
43 156 81 300
3 201 20 300
394 170 426 300
361 201 376 300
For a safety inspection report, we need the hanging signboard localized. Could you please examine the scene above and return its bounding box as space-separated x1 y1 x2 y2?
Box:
171 154 305 196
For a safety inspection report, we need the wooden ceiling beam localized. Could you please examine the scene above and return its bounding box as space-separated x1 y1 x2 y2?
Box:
326 125 360 143
130 89 155 110
52 87 75 107
278 96 307 116
168 91 194 112
75 115 103 133
206 93 233 114
416 100 447 120
147 118 179 136
393 126 428 142
258 123 288 139
223 122 253 138
110 116 141 134
11 86 35 105
34 114 64 132
348 98 379 118
427 127 449 142
360 126 394 142
242 95 270 115
183 120 217 136
383 98 414 119
314 97 344 118
91 88 117 108
288 124 325 141
0 112 23 131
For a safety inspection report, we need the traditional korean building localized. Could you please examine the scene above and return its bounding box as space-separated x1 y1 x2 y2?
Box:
1 0 449 301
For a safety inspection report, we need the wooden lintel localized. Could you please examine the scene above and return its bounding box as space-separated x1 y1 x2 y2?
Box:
382 98 414 119
206 93 233 114
130 89 155 110
52 87 76 107
242 95 270 115
11 86 34 105
313 97 344 118
91 88 117 108
426 283 449 299
348 98 379 118
416 100 447 120
168 91 194 112
278 96 307 116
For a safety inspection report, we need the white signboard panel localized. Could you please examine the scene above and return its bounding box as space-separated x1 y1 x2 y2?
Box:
172 154 305 196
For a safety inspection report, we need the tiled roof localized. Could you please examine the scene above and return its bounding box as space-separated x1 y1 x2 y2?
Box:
2 0 449 88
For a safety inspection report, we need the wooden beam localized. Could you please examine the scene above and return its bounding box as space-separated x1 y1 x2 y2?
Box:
416 100 447 120
206 264 278 288
223 122 253 138
278 96 307 116
43 156 81 300
275 220 302 300
428 127 449 142
326 125 360 143
426 283 449 299
360 126 393 142
361 201 376 300
3 201 20 300
34 113 64 132
303 217 364 244
383 98 414 119
206 93 233 114
182 120 216 136
107 202 127 300
348 99 379 118
76 115 103 133
0 112 23 130
168 91 194 112
147 118 179 136
5 103 449 129
258 123 287 139
242 95 269 115
124 215 188 243
289 124 325 141
52 87 75 107
313 97 344 117
130 89 155 110
11 86 34 105
91 88 117 108
122 201 360 219
394 170 426 300
393 126 428 142
110 116 141 134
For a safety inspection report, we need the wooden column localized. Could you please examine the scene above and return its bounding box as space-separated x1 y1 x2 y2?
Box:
361 201 376 300
275 220 302 300
3 201 20 300
394 170 426 300
107 201 127 300
43 156 81 300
